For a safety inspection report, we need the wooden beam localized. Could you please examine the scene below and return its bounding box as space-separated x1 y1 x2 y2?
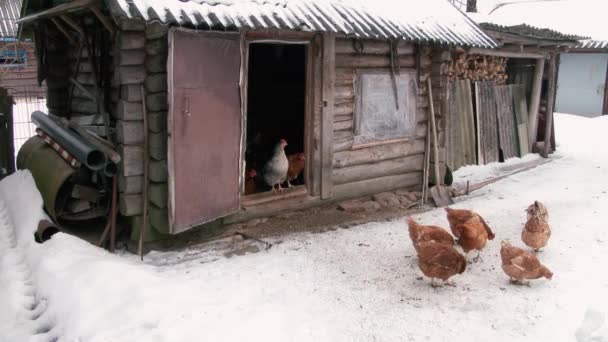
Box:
527 58 545 150
17 0 98 24
468 48 546 59
60 15 85 37
542 53 557 158
321 32 336 199
50 17 78 46
91 6 115 36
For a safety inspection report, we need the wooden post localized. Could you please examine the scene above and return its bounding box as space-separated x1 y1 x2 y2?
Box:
528 58 545 150
542 53 557 158
321 32 335 199
138 85 149 260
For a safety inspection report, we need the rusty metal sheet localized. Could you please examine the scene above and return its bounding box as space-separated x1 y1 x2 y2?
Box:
494 85 519 160
168 28 241 234
446 80 476 171
475 81 499 165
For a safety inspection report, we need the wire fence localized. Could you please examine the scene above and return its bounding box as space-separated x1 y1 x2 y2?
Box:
12 94 47 158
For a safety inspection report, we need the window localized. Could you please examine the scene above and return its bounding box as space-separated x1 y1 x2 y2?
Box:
0 49 27 69
354 70 417 146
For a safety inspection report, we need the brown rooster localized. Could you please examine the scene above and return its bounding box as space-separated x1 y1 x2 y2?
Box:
445 207 495 261
417 241 466 287
286 153 305 187
244 168 257 195
407 217 454 253
522 201 550 252
500 240 553 284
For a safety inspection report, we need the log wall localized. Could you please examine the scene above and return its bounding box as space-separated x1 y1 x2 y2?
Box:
331 38 433 198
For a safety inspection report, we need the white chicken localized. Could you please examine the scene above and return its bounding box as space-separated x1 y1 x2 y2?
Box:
263 139 289 193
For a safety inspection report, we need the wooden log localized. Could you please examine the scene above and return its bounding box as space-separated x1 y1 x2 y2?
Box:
333 153 424 184
119 144 144 177
146 38 168 56
468 48 546 59
145 73 167 93
75 72 96 86
145 55 167 73
335 54 416 68
334 113 353 123
117 31 145 50
115 49 146 66
70 99 97 114
333 138 426 168
148 182 168 208
119 194 142 216
118 174 143 194
115 65 146 85
334 102 353 116
335 85 354 99
121 84 142 102
118 19 145 31
70 114 104 126
146 93 168 111
72 84 97 100
148 111 167 133
542 54 557 158
116 120 144 145
146 22 169 40
333 172 422 201
148 204 169 234
114 100 143 121
335 68 354 86
333 120 353 131
335 39 415 55
149 160 168 182
334 97 354 106
528 58 544 150
149 131 167 160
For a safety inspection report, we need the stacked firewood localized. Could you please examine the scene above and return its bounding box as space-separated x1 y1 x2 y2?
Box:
448 54 508 84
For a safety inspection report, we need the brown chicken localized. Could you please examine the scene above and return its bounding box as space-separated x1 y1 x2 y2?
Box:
522 201 551 252
286 153 305 187
500 240 553 284
445 207 495 261
417 241 466 287
407 217 454 253
244 168 257 195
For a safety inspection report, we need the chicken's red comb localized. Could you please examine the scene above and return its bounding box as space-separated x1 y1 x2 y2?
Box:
280 139 288 145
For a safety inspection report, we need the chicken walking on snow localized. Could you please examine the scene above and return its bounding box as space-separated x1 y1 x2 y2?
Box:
406 217 454 253
522 201 551 252
417 241 466 287
263 139 289 193
445 207 495 262
500 240 553 285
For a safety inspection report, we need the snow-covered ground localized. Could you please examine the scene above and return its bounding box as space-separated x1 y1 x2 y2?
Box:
1 113 608 342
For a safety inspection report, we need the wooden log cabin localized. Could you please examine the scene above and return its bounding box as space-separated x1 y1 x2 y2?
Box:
18 0 498 240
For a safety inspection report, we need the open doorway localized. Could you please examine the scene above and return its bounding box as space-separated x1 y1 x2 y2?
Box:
244 43 307 196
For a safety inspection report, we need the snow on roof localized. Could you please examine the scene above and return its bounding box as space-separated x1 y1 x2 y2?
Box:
576 40 608 50
0 0 21 38
469 0 608 41
107 0 497 47
478 22 585 42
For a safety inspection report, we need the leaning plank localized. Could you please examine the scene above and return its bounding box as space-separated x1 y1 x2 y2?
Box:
475 81 499 164
494 85 519 159
333 139 425 168
333 172 422 201
335 54 416 68
512 85 530 157
333 154 424 184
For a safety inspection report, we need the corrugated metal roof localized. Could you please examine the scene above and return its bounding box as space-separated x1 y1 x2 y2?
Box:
479 23 585 42
107 0 497 47
0 0 21 38
576 40 608 49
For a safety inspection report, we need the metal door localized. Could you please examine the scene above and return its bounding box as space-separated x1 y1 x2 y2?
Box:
555 53 608 117
168 29 242 233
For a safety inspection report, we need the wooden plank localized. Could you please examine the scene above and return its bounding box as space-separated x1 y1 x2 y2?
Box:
17 0 98 24
527 58 544 149
119 145 144 177
512 85 529 157
335 54 416 68
321 32 335 199
333 139 425 168
462 80 477 166
446 80 476 171
332 154 424 184
468 48 546 59
494 85 519 160
475 82 499 164
335 39 415 55
333 172 422 201
117 120 144 145
542 54 557 157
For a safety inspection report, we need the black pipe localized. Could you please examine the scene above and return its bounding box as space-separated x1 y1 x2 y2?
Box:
35 220 60 243
31 111 107 170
